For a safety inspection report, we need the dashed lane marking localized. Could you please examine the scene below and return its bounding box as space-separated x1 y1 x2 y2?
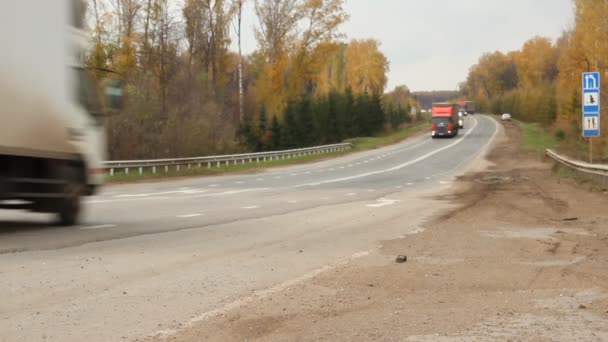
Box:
177 214 202 218
80 224 117 230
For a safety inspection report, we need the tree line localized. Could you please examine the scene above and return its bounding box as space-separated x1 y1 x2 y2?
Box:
461 0 608 157
85 0 419 159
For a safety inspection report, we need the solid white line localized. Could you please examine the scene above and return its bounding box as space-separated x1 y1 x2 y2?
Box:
366 198 399 208
295 117 480 188
80 224 117 230
177 214 202 218
241 206 260 210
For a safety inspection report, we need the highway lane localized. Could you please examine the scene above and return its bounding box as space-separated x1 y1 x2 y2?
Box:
0 115 498 342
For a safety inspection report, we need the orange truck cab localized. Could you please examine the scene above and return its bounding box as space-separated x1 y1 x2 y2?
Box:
430 103 459 138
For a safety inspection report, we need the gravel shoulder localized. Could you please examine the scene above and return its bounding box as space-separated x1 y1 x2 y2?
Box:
152 120 608 341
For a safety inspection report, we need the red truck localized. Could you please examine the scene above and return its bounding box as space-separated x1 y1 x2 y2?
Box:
431 103 459 138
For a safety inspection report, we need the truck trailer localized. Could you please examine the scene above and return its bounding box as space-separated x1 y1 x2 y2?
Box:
430 103 459 138
0 0 123 225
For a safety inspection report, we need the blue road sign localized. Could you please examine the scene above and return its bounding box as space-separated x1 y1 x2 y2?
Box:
582 72 600 137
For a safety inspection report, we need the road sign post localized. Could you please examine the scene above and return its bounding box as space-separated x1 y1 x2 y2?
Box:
582 72 601 163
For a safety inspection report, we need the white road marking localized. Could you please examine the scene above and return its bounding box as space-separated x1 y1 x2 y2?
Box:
86 197 172 204
287 200 298 204
274 176 282 179
425 177 431 180
193 188 268 198
368 189 376 192
177 214 202 218
345 193 357 196
241 206 260 210
208 184 220 187
305 172 311 175
348 164 354 167
114 189 208 198
290 174 297 176
179 187 190 190
80 224 117 230
329 168 335 171
339 166 345 169
235 181 245 184
367 198 400 208
256 178 264 181
295 117 480 188
439 181 450 185
406 183 414 186
395 185 403 189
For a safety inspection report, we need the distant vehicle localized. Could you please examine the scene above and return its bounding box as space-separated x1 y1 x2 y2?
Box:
0 0 123 225
464 101 476 115
501 113 512 121
431 103 459 138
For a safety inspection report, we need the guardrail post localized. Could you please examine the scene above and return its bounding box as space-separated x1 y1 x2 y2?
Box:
256 157 259 163
125 168 129 175
139 167 143 175
110 168 114 176
177 165 180 172
152 166 156 174
165 165 168 173
207 162 211 169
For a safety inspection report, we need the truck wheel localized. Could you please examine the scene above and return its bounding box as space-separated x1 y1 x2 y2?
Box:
57 165 84 226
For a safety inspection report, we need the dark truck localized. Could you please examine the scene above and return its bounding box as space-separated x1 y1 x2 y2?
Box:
464 101 476 115
431 103 459 138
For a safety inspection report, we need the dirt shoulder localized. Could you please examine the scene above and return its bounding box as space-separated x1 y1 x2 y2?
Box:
154 120 608 341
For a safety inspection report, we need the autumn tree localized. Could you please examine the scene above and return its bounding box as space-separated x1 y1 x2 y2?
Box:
346 39 389 95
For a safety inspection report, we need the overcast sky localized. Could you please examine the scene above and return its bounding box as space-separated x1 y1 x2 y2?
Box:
232 0 574 92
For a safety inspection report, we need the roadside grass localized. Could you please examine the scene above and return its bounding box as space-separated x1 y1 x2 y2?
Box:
107 122 428 183
519 121 559 152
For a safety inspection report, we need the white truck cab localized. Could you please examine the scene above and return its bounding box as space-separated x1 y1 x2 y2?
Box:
0 0 123 225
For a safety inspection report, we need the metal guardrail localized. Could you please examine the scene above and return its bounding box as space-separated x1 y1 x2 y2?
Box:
103 143 354 176
546 149 608 185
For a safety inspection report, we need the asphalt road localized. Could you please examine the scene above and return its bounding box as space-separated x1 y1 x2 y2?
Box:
0 115 498 342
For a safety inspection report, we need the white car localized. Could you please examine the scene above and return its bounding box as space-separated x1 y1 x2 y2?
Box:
501 113 511 121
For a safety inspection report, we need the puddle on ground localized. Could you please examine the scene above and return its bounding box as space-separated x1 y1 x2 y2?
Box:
479 227 592 240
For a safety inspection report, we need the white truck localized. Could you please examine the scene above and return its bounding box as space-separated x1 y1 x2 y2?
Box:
0 0 123 225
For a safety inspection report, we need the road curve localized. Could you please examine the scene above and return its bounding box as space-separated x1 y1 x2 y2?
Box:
0 115 497 342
